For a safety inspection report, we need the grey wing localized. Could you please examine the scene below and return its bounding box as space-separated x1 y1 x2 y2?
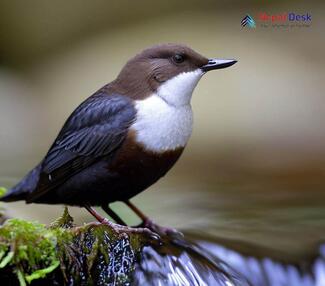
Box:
26 91 136 203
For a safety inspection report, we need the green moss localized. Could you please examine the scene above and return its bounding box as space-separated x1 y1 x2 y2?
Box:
0 208 149 285
0 218 60 285
0 187 7 197
0 188 8 221
49 206 74 229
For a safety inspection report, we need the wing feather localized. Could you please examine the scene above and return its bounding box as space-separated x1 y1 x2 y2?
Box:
26 90 136 202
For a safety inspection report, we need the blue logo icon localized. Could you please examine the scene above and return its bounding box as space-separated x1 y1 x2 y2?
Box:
241 15 256 28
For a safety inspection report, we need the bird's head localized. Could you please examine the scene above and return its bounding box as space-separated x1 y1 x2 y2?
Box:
114 43 237 106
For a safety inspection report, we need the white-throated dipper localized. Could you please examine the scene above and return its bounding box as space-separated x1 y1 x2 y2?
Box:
1 44 236 234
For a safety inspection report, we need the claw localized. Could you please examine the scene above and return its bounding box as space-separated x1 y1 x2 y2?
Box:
141 218 183 238
97 219 162 245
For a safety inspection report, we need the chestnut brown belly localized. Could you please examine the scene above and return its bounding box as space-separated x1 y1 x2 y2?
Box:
106 134 184 201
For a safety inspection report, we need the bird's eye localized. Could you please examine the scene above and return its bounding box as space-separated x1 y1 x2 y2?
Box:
173 54 185 64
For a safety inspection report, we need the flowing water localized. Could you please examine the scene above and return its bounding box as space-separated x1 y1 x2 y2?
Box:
134 235 251 286
133 234 325 286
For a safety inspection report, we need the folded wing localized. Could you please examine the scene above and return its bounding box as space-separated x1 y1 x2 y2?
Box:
26 90 136 202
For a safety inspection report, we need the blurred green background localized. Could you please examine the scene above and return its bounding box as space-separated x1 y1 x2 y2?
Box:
0 0 324 262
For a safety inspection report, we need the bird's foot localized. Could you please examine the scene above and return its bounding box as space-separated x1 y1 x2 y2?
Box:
92 218 161 245
139 218 183 238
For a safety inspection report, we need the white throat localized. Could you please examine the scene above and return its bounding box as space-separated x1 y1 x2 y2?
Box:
131 69 203 152
157 69 203 107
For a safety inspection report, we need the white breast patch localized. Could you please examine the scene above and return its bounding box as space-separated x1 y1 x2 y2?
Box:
131 69 204 153
131 95 193 152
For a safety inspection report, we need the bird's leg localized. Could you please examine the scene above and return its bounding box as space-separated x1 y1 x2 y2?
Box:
85 204 109 224
124 200 147 221
125 200 181 236
84 204 160 242
101 204 127 225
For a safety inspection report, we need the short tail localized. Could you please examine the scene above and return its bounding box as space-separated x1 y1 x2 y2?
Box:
0 163 42 202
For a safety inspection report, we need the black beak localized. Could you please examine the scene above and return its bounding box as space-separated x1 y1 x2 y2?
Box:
201 59 237 72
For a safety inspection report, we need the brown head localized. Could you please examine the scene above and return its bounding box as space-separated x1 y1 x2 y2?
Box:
110 43 237 103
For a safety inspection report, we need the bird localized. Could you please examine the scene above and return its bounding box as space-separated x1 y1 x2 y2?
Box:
0 43 236 235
